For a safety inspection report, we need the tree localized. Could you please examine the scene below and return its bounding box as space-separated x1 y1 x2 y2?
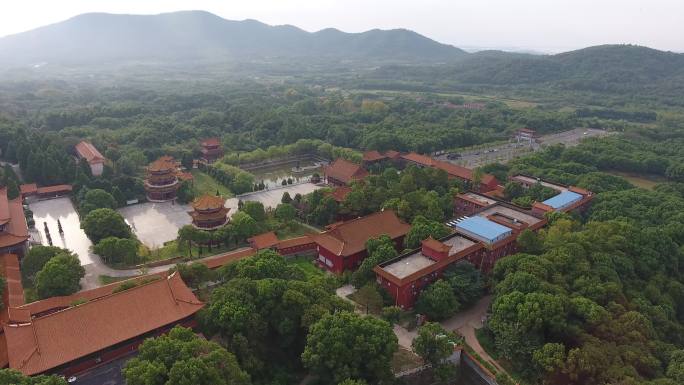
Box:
516 228 544 254
231 211 259 242
382 306 401 324
94 237 139 265
412 322 460 375
404 215 451 249
415 280 460 320
21 246 70 283
666 350 684 384
5 178 20 200
0 369 67 385
274 203 296 223
337 380 367 385
174 262 215 289
242 201 266 222
302 311 397 384
81 208 132 243
35 253 85 299
354 284 383 314
178 225 198 256
503 181 525 200
82 189 117 213
444 262 484 308
281 192 292 204
123 326 250 385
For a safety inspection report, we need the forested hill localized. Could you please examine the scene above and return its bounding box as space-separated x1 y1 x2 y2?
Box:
369 45 684 95
0 10 464 67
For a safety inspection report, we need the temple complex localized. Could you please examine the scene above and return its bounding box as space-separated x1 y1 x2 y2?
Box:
200 138 223 163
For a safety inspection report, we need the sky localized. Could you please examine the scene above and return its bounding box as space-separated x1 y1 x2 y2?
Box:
0 0 682 53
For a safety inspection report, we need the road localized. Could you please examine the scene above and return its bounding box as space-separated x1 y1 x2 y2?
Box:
438 128 613 168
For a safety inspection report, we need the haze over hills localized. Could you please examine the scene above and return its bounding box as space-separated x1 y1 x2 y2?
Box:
0 10 465 67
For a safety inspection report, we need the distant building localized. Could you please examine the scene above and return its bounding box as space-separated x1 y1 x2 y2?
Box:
327 186 352 203
189 195 229 230
248 231 280 251
311 210 410 273
145 156 181 202
322 158 369 186
200 138 224 164
509 175 593 214
400 152 499 192
75 141 105 176
454 192 499 217
1 272 203 377
514 128 537 143
0 188 28 256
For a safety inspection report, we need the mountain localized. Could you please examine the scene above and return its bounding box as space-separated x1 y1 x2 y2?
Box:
369 45 684 93
0 11 465 67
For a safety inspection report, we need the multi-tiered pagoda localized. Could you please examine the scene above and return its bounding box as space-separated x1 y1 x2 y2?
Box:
189 194 229 229
145 156 180 202
200 138 224 164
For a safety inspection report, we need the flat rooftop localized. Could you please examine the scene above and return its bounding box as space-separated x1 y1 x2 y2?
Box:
381 253 435 279
461 192 497 206
511 175 567 193
478 204 545 228
542 190 583 210
454 216 512 244
380 234 476 279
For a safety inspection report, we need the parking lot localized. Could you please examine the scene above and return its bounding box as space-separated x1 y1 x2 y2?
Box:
438 128 612 168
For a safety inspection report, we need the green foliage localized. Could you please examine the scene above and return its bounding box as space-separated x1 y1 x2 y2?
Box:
242 201 266 222
354 284 383 314
35 253 85 299
174 262 216 289
412 322 461 380
415 279 460 320
21 246 71 283
443 261 485 308
81 208 132 243
94 236 140 265
81 188 117 214
302 311 398 384
274 203 296 223
123 326 250 385
516 228 544 254
351 235 397 288
381 306 402 324
203 252 353 382
0 369 67 385
404 215 452 249
230 211 260 243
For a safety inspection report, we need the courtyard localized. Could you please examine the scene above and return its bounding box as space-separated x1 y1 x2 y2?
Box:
118 201 192 250
225 182 323 213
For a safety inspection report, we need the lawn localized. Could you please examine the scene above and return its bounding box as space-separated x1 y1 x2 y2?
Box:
99 275 137 285
287 255 325 279
609 171 666 190
191 169 233 197
148 239 242 262
274 221 317 239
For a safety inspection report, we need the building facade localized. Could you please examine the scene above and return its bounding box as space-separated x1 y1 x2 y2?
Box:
0 188 28 257
312 210 410 273
74 141 105 176
323 158 369 186
145 156 180 202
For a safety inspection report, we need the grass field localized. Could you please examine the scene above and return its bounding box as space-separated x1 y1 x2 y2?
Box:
191 169 233 197
610 171 666 190
287 255 324 279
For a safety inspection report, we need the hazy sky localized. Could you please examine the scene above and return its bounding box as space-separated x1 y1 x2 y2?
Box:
1 0 682 53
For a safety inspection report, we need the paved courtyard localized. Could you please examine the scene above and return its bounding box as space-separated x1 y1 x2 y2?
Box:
30 197 96 266
225 182 324 215
118 201 192 249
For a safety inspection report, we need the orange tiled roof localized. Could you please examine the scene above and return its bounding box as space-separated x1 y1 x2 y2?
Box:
191 194 225 211
276 235 314 249
75 141 105 164
248 232 280 250
19 184 37 196
201 138 221 147
3 273 203 376
0 188 29 248
200 248 256 269
422 237 451 253
312 210 410 257
363 150 386 162
36 185 73 195
1 254 25 326
384 150 401 159
401 152 436 167
328 186 352 203
148 156 177 173
323 159 368 184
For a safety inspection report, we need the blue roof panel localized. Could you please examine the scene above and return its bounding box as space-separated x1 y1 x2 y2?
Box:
542 191 583 210
454 216 512 244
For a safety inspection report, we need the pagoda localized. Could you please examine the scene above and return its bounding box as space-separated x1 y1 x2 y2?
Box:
200 138 224 164
145 156 180 202
189 194 229 229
